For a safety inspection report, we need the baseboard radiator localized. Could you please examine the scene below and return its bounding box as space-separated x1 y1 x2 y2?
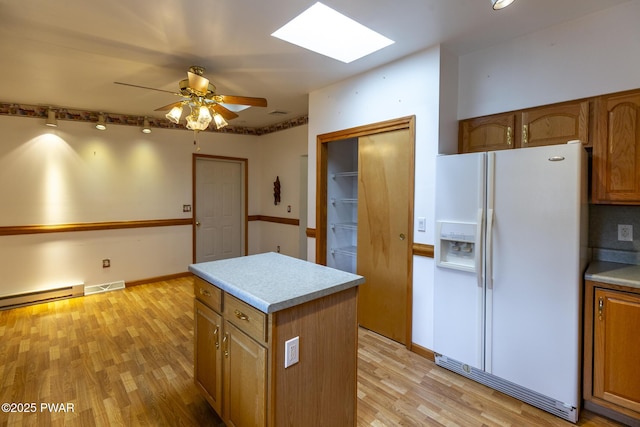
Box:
0 284 85 310
435 354 578 423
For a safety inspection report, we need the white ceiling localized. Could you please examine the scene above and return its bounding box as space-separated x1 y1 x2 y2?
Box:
0 0 630 129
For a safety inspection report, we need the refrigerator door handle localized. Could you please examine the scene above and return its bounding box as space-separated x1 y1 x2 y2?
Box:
486 208 494 290
476 208 484 289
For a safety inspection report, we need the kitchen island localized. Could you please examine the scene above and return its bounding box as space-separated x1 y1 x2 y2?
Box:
189 252 365 427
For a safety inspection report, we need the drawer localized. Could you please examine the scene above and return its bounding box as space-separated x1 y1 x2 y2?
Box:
224 293 267 343
194 276 222 311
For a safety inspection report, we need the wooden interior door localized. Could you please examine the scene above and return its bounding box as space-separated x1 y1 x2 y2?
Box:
357 129 412 345
194 156 246 263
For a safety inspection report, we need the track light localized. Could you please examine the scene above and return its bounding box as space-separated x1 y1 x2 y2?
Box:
45 108 58 127
142 118 151 134
96 113 107 130
491 0 517 9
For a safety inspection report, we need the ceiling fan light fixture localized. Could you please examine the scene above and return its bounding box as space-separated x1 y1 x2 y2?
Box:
213 112 228 130
96 113 107 130
491 0 517 10
142 118 151 134
166 105 183 124
45 108 58 127
197 105 212 128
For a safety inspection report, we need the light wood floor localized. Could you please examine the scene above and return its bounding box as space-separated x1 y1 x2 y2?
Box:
0 277 624 426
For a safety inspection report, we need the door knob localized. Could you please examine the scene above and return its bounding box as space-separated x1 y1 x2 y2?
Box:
399 233 406 240
195 221 201 227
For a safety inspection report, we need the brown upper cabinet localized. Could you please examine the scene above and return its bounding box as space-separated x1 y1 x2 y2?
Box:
592 89 640 204
459 112 516 153
459 99 591 153
521 100 590 148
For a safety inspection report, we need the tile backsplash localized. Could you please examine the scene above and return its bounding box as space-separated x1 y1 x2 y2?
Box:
589 204 640 264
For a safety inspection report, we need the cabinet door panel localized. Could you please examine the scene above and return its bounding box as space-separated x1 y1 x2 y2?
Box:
194 300 223 414
521 101 589 148
593 91 640 203
223 321 267 427
594 288 640 413
459 113 516 153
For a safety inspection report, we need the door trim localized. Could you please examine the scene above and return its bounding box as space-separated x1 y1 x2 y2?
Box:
192 154 248 263
315 115 416 348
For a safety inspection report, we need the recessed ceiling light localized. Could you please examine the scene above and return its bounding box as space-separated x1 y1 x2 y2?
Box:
271 2 394 64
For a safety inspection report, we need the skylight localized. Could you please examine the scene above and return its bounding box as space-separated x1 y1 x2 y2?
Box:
271 2 394 64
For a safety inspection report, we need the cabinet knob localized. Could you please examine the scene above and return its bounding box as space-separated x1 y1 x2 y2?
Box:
199 288 211 297
214 326 219 349
399 233 406 241
506 126 512 145
522 125 529 145
195 221 201 227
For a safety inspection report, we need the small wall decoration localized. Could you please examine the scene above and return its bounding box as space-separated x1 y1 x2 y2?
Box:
273 176 281 205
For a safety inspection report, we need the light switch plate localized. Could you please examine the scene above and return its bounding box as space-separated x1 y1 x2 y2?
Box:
418 217 426 232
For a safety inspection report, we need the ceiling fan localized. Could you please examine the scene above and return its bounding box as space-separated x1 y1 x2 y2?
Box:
114 66 267 130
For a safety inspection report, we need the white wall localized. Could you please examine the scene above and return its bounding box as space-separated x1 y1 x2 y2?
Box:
0 115 305 296
254 125 308 257
307 46 447 349
458 1 640 119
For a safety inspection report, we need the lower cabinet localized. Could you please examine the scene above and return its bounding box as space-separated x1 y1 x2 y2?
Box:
194 300 223 415
223 320 267 427
193 276 358 427
584 281 640 423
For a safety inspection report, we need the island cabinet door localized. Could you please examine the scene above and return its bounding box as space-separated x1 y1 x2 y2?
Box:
223 320 267 427
194 300 223 415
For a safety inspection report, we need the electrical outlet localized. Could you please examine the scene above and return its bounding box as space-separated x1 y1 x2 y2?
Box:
618 224 633 242
102 259 111 268
285 336 299 368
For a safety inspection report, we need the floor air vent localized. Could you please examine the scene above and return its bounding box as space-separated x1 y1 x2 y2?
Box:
84 280 126 295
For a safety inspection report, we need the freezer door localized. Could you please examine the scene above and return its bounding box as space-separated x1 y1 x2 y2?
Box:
486 143 585 406
433 152 486 370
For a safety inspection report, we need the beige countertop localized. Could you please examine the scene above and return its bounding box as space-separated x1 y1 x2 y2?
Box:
585 261 640 290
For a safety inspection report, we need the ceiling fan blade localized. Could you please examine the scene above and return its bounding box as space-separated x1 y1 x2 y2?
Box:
188 71 210 95
216 95 268 108
154 101 183 112
211 104 239 120
114 81 178 95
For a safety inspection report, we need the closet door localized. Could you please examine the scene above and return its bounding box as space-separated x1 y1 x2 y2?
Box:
357 129 412 344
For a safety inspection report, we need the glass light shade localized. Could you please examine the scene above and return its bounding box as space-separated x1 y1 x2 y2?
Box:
197 105 212 128
492 0 516 9
165 105 183 123
213 113 228 129
185 113 199 130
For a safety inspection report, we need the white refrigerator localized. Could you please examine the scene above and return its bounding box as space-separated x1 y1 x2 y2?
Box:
433 143 587 423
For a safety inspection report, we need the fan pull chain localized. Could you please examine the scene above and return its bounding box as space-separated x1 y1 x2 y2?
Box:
193 130 201 152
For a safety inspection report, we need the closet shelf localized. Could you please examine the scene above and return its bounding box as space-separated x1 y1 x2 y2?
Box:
331 246 357 257
331 198 358 205
332 171 358 179
331 222 357 231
